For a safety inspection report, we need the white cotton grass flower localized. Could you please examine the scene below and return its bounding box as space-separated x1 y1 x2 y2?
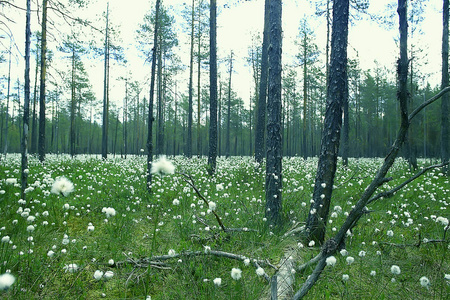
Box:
0 273 16 291
208 201 217 211
256 267 265 276
346 256 354 265
26 225 35 232
168 249 176 257
103 271 114 280
150 156 175 175
51 176 74 197
359 251 366 257
342 274 349 281
216 183 224 191
243 258 250 266
370 270 376 276
87 223 95 232
308 240 315 247
340 249 348 256
102 207 116 218
419 276 430 288
231 268 242 280
108 259 115 266
47 250 55 257
172 199 180 206
5 178 17 185
387 230 394 237
1 236 10 243
93 270 104 280
391 265 401 275
63 263 79 273
325 256 337 266
213 277 222 286
204 246 211 254
436 216 449 226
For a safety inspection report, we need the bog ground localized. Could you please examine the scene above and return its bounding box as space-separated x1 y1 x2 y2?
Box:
0 154 449 299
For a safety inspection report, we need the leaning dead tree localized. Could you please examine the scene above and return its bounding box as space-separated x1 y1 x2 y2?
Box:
292 0 450 298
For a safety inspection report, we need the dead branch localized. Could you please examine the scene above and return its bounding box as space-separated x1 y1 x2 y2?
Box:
409 86 450 123
181 173 227 232
367 162 449 205
114 249 277 274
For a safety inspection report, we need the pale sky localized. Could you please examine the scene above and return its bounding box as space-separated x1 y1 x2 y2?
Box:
0 0 444 115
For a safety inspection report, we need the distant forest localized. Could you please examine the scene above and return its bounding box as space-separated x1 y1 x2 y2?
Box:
0 0 446 160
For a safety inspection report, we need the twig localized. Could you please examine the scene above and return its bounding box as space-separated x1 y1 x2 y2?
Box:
296 252 322 273
115 249 278 271
367 162 449 205
181 172 227 232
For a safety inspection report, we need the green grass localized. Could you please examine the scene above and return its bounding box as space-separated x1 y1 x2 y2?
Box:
0 154 448 299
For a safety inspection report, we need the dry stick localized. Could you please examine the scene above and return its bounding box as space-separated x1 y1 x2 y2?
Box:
367 162 449 205
115 249 277 273
181 173 227 231
292 85 450 300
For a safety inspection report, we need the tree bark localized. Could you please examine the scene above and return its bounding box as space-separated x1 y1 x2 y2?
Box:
38 0 48 162
187 0 195 158
3 38 11 158
255 0 270 164
442 0 449 175
101 3 109 159
305 0 349 244
265 0 283 226
226 51 233 158
147 0 161 192
22 0 31 199
207 0 218 175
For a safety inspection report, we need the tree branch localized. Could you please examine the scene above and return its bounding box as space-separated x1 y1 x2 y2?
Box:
367 162 449 205
409 86 450 123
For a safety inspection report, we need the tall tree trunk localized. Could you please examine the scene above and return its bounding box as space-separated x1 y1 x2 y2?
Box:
3 38 11 157
22 0 31 199
442 0 449 175
265 0 283 226
197 2 202 157
207 0 218 174
187 0 195 158
226 51 233 158
70 46 76 157
305 0 349 244
255 0 270 164
38 0 47 162
157 44 164 157
342 83 349 166
302 34 308 159
123 78 128 158
31 42 39 155
147 0 161 192
101 3 109 159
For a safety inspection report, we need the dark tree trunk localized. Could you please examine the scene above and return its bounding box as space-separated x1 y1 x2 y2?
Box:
157 44 164 157
442 0 449 175
38 0 47 162
147 0 161 192
3 39 11 157
22 0 31 199
255 0 270 164
70 47 76 157
342 83 349 166
226 51 233 158
101 4 109 159
31 45 38 155
187 0 195 158
265 0 283 226
207 0 218 175
305 0 349 244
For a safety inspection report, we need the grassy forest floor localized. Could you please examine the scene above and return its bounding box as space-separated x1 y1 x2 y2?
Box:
0 154 448 299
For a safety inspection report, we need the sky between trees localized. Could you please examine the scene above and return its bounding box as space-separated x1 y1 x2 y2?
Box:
0 0 444 111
